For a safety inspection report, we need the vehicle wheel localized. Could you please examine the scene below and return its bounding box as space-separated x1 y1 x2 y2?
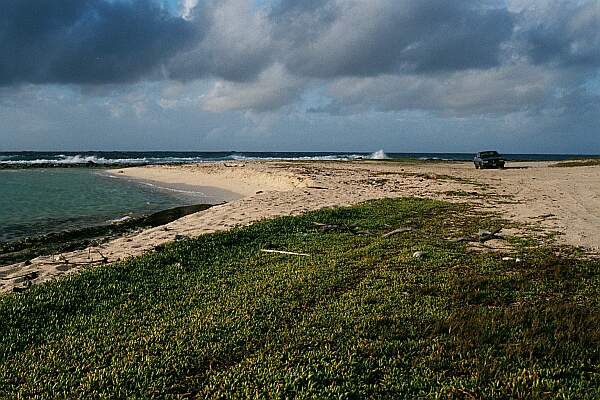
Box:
474 164 479 169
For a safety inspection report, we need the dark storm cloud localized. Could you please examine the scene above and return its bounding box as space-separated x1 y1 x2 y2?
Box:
523 2 600 68
2 0 600 120
166 0 274 83
1 0 519 87
270 0 515 78
0 0 197 85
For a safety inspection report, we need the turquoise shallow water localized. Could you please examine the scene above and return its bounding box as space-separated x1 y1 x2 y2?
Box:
0 169 212 242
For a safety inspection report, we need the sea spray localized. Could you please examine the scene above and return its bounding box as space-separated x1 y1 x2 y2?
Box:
369 150 388 159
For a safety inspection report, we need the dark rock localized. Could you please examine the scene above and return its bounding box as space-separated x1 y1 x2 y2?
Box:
0 203 216 267
24 271 39 280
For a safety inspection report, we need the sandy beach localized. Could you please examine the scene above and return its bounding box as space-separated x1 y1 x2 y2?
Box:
1 160 598 293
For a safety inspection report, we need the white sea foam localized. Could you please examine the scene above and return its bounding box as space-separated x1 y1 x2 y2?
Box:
109 215 133 224
229 154 370 162
0 152 392 166
135 181 211 197
369 150 388 159
417 156 452 161
0 155 213 166
0 155 121 165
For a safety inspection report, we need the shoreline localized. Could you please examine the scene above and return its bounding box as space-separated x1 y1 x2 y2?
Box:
0 168 237 244
0 203 215 268
106 170 244 203
1 159 599 293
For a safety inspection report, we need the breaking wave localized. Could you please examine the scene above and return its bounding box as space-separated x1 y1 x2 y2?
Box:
0 154 214 166
0 152 400 167
229 150 388 162
229 154 364 162
369 150 388 159
1 151 590 167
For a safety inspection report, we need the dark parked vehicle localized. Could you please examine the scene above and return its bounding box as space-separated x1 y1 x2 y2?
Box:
474 151 505 169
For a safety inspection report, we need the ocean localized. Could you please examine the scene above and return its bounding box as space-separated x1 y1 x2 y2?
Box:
0 169 216 242
0 151 596 242
0 150 594 167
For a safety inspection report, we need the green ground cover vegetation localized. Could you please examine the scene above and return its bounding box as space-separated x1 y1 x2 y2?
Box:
0 198 598 398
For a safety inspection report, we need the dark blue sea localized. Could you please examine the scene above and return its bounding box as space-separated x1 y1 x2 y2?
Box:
0 151 596 242
0 150 595 166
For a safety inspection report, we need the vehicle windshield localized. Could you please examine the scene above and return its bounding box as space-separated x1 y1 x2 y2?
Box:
480 151 500 158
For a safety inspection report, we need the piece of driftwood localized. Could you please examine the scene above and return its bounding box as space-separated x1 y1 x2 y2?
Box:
479 227 503 242
92 248 108 262
41 259 106 267
260 249 311 257
446 227 504 243
537 213 555 219
382 227 415 238
1 271 39 281
449 236 473 243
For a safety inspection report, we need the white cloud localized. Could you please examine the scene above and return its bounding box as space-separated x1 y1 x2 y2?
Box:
169 0 275 82
326 64 562 116
179 0 198 20
201 64 302 112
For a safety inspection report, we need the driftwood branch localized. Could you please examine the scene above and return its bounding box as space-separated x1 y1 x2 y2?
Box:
1 271 39 281
92 248 108 262
447 227 504 243
44 260 106 267
478 227 503 242
382 227 416 238
260 249 311 257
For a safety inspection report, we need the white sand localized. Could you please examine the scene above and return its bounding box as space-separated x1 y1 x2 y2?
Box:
2 160 598 293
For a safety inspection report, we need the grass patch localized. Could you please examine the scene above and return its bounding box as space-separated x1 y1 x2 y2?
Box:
552 159 600 168
0 198 599 398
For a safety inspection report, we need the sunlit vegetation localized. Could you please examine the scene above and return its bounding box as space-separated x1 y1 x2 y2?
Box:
1 198 599 398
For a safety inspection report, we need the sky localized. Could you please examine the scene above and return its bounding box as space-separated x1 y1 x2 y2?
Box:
0 0 599 153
